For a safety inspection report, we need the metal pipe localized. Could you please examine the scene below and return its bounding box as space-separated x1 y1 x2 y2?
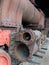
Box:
23 0 45 28
18 29 35 45
1 0 45 28
0 49 11 65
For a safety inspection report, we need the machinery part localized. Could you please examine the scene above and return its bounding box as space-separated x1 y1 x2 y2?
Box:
33 30 42 40
14 41 39 62
14 43 30 62
0 29 11 47
18 29 35 45
19 38 49 65
15 30 43 61
1 0 45 29
9 40 35 62
31 38 49 65
33 30 42 49
9 29 43 62
22 0 45 29
9 40 39 62
0 49 11 65
41 30 47 43
9 32 37 62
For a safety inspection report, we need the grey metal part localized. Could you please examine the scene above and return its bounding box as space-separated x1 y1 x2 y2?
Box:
9 34 49 65
19 38 49 65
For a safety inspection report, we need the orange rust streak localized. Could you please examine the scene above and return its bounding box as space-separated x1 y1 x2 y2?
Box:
11 0 21 24
8 0 13 12
12 0 22 24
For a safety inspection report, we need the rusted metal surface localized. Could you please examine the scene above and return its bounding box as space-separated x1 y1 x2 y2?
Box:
44 18 49 37
0 28 20 47
0 0 47 64
45 18 49 28
0 49 11 65
41 30 47 43
1 0 45 29
33 30 42 49
16 29 36 45
14 42 37 62
19 38 49 65
9 29 36 62
9 29 44 62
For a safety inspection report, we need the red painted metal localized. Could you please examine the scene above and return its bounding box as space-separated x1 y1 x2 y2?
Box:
0 29 11 46
0 49 11 65
0 56 8 65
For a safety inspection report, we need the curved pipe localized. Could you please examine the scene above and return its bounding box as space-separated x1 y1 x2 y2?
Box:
22 0 45 28
1 0 45 28
0 49 11 65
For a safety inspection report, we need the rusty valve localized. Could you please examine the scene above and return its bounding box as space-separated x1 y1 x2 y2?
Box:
9 29 44 62
9 29 36 62
14 30 41 62
18 29 36 45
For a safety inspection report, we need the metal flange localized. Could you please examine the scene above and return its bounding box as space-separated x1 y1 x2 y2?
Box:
18 29 36 46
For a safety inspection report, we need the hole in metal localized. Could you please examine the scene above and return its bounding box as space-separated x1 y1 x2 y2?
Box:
17 44 30 59
23 32 31 41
